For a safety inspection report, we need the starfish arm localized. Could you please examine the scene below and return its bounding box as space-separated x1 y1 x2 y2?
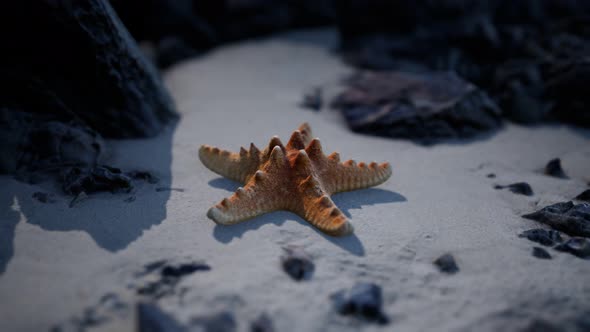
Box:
298 123 313 146
327 160 392 194
207 146 288 225
292 175 353 236
199 143 262 184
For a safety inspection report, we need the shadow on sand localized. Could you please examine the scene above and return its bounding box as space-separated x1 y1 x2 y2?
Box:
209 177 406 257
0 123 177 274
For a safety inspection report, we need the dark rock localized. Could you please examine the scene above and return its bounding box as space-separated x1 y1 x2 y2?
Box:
161 262 211 278
62 166 132 195
32 192 56 203
281 246 314 281
300 87 323 111
554 237 590 258
486 173 496 178
111 0 337 68
190 311 236 332
0 0 176 185
137 303 186 332
494 182 533 196
522 202 590 237
334 1 590 128
331 71 501 143
532 247 552 259
544 158 568 179
433 253 459 274
575 189 590 202
331 282 389 324
519 229 563 246
250 313 274 332
136 261 210 299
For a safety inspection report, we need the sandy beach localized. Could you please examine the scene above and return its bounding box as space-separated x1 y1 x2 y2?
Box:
1 29 589 332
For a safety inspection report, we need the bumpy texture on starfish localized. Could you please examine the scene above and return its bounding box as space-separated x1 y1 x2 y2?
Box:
199 123 392 236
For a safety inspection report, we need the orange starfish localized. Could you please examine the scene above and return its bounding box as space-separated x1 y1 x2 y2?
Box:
199 123 392 236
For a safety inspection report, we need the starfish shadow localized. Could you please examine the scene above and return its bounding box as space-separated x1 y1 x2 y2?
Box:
209 177 406 256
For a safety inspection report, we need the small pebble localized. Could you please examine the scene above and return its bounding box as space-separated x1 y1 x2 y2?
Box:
331 282 389 324
300 87 323 111
281 246 314 281
544 158 567 178
69 191 88 208
156 187 185 192
532 247 552 259
523 201 590 237
494 182 533 196
433 253 459 274
486 173 496 178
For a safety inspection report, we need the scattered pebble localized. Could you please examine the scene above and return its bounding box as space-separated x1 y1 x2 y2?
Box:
32 192 56 203
544 158 568 178
519 229 563 246
433 253 459 274
494 182 533 196
486 173 496 178
250 313 274 332
281 246 314 281
522 201 590 237
190 311 236 332
300 87 323 111
331 282 389 325
532 247 552 259
554 238 590 259
136 302 185 332
575 189 590 202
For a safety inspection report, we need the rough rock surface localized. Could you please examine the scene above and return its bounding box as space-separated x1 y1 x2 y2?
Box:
518 229 563 246
522 202 590 238
554 238 590 259
332 71 501 143
335 0 590 127
576 189 590 202
0 1 176 190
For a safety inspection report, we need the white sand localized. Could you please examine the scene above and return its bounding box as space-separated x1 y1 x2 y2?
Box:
1 29 589 332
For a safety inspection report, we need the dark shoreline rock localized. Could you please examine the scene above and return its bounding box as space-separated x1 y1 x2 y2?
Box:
575 189 590 202
519 229 563 246
332 71 501 143
522 202 590 238
554 238 590 259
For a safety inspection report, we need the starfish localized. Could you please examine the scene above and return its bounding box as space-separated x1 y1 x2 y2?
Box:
199 123 392 236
